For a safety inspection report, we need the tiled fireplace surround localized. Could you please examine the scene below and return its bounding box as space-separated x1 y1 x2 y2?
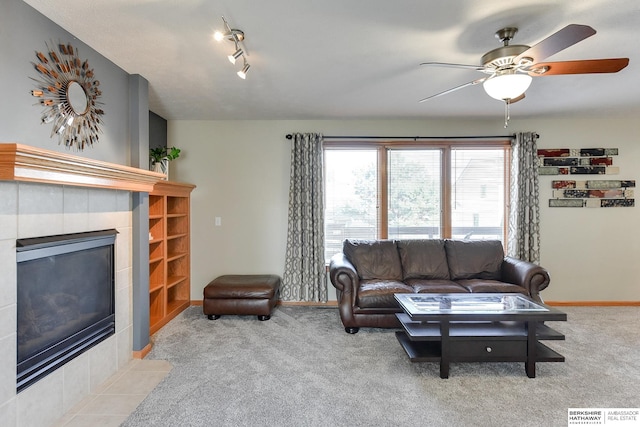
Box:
0 180 135 426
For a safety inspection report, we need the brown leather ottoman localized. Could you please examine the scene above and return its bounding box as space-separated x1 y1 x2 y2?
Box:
203 275 281 321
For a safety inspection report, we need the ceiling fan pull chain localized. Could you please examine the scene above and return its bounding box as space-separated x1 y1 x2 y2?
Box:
504 100 510 128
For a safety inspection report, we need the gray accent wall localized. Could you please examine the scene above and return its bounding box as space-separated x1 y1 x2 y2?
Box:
130 75 151 352
0 3 154 424
1 0 131 164
150 111 168 150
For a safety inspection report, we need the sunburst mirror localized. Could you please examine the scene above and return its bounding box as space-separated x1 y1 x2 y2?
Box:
30 41 104 150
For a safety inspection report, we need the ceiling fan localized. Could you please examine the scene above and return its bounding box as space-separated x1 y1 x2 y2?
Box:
419 24 629 108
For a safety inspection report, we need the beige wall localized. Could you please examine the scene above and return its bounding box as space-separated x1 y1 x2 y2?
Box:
169 116 640 303
517 115 640 302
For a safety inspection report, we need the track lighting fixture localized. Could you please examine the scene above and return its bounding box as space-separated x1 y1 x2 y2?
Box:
215 16 251 79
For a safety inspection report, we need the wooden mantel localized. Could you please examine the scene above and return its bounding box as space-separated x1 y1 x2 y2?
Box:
0 143 164 192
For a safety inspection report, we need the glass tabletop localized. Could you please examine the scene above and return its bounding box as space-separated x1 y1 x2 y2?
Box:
395 293 549 315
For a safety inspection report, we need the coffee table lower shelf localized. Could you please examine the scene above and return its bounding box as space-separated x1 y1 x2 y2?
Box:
395 331 564 363
395 313 565 378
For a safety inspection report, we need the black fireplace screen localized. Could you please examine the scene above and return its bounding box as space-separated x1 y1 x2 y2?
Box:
16 229 116 392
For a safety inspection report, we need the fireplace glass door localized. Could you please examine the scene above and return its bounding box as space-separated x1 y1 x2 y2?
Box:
16 229 116 392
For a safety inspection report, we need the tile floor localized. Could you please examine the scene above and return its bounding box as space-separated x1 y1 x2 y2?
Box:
53 359 172 427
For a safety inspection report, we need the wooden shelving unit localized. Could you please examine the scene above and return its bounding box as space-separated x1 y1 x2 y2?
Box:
148 181 195 335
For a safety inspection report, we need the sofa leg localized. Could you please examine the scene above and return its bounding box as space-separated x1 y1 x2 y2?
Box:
345 327 359 334
207 315 221 320
257 315 271 321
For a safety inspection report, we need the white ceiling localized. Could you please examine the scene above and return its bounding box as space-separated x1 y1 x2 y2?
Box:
23 0 640 121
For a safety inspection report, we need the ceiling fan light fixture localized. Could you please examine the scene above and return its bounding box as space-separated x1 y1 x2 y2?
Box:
483 72 533 101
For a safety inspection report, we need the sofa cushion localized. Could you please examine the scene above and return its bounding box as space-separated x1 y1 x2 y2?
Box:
445 240 504 280
457 279 528 295
356 280 412 308
405 278 468 293
343 239 403 281
397 239 450 280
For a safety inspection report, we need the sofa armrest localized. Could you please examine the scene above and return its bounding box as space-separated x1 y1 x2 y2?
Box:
501 256 551 303
329 253 360 301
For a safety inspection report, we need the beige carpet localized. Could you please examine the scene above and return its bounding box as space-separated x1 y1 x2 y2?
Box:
123 305 640 427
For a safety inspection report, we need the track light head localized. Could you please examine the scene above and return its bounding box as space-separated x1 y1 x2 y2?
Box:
228 49 243 64
213 31 225 42
237 63 250 79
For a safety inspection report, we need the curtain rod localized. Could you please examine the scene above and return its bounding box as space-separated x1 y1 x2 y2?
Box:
285 134 521 140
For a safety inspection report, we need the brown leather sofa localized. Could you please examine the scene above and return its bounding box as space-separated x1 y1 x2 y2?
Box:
329 239 550 333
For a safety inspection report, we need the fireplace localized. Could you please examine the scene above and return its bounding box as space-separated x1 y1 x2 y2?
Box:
16 229 117 392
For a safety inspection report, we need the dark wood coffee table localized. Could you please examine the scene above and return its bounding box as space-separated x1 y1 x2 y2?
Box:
394 293 567 378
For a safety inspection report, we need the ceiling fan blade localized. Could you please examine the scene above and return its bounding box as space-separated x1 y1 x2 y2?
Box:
418 77 487 103
515 24 596 64
528 58 629 76
420 62 484 72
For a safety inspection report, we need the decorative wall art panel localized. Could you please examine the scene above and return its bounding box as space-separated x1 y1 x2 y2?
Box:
588 180 635 189
537 149 570 158
539 166 569 175
551 180 635 189
569 166 619 175
584 157 613 166
549 199 585 207
600 199 634 207
580 148 618 156
552 189 625 199
543 157 578 166
551 180 576 189
540 148 635 208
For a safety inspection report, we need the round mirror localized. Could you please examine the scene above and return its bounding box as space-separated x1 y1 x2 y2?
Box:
31 42 104 150
66 81 89 115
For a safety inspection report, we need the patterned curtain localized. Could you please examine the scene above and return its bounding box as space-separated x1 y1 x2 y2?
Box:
281 133 327 302
507 132 541 263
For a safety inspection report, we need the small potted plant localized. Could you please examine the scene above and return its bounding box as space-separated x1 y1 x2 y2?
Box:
149 146 181 179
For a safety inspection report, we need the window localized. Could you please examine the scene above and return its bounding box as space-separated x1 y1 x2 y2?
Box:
388 149 441 239
324 149 378 260
324 140 510 261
